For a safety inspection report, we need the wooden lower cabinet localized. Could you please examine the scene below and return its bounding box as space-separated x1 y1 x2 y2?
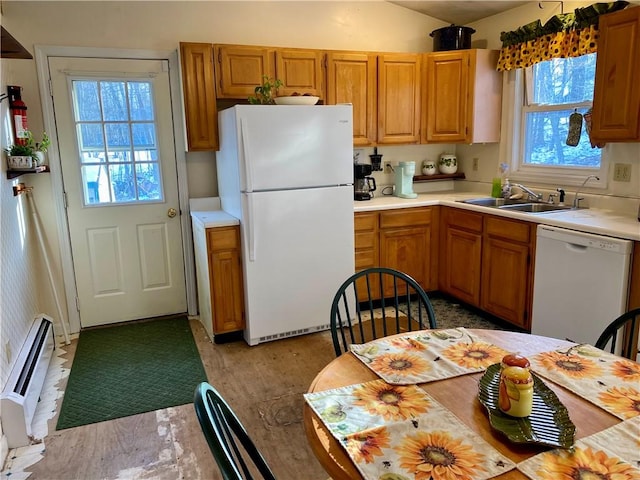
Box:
439 208 482 305
354 207 436 297
194 223 245 340
439 207 533 330
208 227 245 335
481 217 532 329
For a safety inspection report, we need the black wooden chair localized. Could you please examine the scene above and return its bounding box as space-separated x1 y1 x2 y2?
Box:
330 267 437 357
194 382 276 480
595 307 640 360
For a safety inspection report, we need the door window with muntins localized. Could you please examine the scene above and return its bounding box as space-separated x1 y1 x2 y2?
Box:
71 79 164 205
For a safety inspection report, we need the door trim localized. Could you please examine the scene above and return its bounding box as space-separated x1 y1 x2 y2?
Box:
35 45 197 334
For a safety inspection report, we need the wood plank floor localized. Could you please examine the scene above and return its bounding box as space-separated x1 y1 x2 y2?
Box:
26 319 337 480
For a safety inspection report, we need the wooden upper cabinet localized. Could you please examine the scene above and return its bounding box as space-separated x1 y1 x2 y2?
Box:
377 53 422 144
179 42 219 151
276 49 325 98
591 6 640 143
423 49 502 144
214 44 275 99
326 52 377 146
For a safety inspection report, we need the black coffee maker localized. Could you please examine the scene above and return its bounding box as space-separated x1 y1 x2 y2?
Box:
354 164 376 201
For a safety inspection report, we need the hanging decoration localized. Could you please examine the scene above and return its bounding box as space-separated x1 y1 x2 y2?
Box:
497 1 629 71
566 109 583 146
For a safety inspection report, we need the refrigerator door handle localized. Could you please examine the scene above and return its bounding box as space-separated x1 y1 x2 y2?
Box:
246 194 256 262
240 118 254 193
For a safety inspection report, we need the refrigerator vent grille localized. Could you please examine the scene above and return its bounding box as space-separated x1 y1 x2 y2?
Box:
258 323 331 343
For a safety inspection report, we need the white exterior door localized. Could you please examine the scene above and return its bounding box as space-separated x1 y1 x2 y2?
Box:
49 57 186 327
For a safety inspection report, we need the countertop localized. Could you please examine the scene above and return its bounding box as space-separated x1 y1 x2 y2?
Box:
189 192 640 241
191 210 239 228
354 191 640 241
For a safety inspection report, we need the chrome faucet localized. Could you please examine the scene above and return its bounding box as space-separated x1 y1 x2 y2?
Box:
512 183 543 202
572 175 599 209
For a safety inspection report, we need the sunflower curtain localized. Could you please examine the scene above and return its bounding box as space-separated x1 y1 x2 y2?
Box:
497 1 629 71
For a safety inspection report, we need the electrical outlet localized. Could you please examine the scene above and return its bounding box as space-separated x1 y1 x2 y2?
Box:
472 157 479 171
613 163 632 182
384 161 394 173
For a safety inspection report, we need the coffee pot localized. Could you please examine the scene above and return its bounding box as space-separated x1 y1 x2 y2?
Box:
354 164 377 201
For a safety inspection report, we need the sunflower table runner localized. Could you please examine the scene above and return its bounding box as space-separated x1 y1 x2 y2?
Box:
517 416 640 480
350 328 510 385
530 344 640 420
304 379 516 480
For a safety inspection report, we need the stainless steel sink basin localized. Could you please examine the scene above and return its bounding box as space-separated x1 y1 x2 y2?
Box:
498 203 573 213
458 197 528 207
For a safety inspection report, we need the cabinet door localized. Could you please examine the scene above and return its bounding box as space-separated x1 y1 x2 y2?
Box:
424 51 469 143
326 52 377 146
208 227 245 334
215 44 275 99
441 227 482 305
354 212 380 298
481 216 532 329
379 208 433 293
481 237 530 328
380 226 431 295
377 53 421 144
276 49 325 98
591 7 640 142
179 43 219 151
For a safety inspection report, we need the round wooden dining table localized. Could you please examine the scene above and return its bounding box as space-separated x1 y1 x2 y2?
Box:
303 329 623 480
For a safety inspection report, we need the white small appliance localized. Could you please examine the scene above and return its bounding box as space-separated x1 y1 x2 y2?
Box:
216 105 355 346
531 225 632 348
394 161 418 198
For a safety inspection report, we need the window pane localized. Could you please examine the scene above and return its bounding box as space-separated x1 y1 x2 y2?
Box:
78 123 104 150
101 82 128 121
524 110 600 167
532 54 596 105
110 164 136 202
132 123 156 148
128 82 154 121
74 81 101 121
136 163 161 201
82 164 110 204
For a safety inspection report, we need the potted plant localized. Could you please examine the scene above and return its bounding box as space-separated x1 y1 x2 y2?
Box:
4 131 50 169
248 75 283 105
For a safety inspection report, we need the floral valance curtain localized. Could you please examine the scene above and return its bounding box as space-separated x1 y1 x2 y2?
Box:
497 1 629 71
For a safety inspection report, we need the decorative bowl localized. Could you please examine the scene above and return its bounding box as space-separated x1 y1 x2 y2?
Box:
274 96 319 105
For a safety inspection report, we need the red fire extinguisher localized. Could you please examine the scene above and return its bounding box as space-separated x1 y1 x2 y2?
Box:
8 85 29 146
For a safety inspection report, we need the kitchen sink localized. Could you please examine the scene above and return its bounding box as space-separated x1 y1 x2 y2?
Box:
498 203 573 213
458 197 529 207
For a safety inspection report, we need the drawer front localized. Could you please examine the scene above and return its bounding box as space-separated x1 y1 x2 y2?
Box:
445 208 483 233
355 249 376 270
354 212 378 232
380 207 431 229
485 216 530 243
355 231 375 250
207 227 238 251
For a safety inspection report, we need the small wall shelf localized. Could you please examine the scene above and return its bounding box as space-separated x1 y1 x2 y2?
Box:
7 165 49 180
413 172 465 182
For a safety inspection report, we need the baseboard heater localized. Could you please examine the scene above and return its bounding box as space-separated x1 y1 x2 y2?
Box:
1 315 55 448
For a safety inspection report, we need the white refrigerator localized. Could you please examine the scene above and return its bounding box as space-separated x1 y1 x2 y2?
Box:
216 105 355 346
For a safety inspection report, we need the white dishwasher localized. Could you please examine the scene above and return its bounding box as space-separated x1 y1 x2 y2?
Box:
531 225 632 345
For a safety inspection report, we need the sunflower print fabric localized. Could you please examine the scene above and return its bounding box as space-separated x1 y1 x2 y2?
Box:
517 416 640 480
350 328 509 385
531 343 640 420
304 379 516 480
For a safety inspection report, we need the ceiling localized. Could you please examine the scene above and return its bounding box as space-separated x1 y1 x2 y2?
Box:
388 1 530 25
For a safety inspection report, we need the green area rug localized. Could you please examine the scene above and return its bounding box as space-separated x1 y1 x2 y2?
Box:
56 316 207 430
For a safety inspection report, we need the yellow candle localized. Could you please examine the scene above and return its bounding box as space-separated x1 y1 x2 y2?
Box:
498 366 533 417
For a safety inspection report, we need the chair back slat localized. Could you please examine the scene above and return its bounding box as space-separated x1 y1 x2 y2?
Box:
194 382 277 480
330 267 438 357
595 308 640 360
